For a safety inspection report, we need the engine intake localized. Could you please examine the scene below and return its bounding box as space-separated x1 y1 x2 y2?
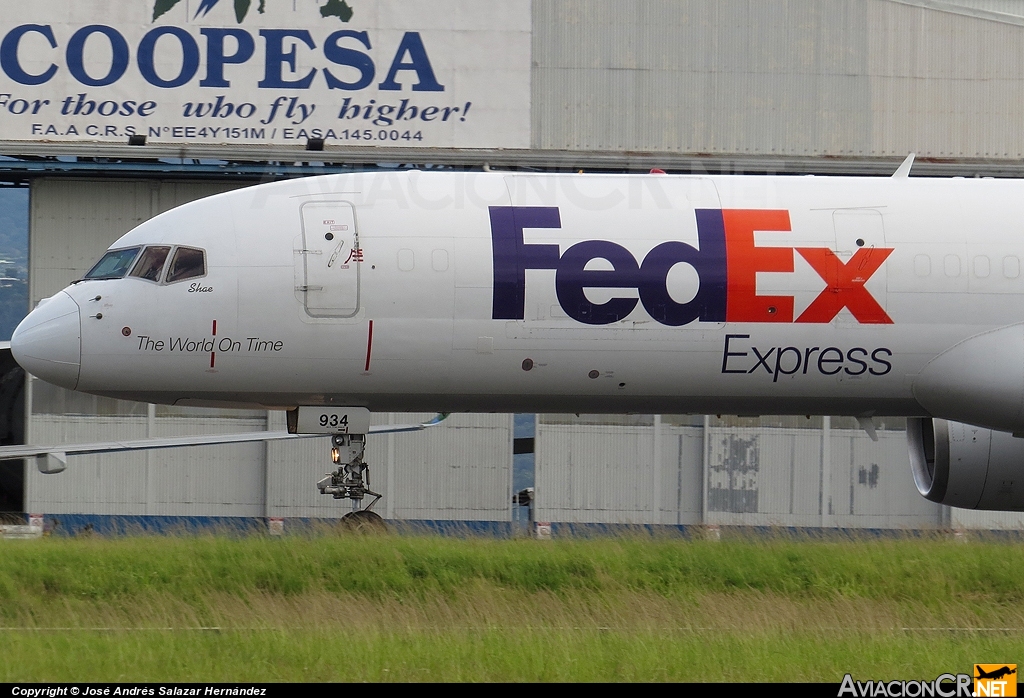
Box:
907 418 1024 510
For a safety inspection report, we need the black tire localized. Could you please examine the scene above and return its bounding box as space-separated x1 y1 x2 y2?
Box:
340 509 387 533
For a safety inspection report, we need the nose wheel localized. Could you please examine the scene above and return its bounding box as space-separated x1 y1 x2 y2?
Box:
340 509 386 532
316 434 384 525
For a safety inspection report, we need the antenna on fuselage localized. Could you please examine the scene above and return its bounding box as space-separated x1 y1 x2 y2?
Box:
892 153 915 178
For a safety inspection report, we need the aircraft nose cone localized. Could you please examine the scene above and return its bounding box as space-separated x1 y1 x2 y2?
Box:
11 291 82 390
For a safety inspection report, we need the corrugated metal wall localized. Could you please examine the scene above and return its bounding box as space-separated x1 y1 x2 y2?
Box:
930 0 1024 20
531 0 1024 159
29 415 268 517
266 412 512 521
29 410 513 521
25 179 514 522
534 419 704 525
534 415 1014 529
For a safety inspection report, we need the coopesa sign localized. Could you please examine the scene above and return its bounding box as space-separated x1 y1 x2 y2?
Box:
0 1 530 148
0 25 445 92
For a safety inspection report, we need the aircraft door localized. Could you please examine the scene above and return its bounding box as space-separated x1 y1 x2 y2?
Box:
296 201 360 318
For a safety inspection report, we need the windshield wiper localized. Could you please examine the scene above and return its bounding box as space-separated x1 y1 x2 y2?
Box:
72 275 120 284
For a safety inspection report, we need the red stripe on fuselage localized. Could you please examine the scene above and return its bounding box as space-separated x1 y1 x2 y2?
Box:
364 320 374 372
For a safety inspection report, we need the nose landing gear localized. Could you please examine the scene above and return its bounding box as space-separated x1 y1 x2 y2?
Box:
316 433 386 531
294 407 448 531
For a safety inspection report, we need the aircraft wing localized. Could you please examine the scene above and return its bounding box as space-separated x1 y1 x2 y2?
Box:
0 413 448 473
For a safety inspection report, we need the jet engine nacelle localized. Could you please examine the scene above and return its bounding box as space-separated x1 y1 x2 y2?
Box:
907 418 1024 510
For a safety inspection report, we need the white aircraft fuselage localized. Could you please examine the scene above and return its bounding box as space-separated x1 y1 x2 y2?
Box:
11 171 1023 431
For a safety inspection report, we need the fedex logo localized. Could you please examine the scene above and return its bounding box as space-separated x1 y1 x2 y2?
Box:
489 206 894 326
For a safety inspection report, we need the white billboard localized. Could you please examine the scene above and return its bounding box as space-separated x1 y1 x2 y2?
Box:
0 0 531 148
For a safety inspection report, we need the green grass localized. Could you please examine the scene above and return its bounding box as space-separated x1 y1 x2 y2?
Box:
0 532 1021 681
5 629 1023 682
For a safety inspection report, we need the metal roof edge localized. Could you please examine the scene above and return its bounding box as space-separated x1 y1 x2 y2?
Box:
885 0 1024 27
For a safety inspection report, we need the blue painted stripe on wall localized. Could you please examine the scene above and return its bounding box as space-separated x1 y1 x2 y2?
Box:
33 513 516 538
15 513 1024 541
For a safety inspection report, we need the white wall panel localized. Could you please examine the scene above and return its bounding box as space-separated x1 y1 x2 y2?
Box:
829 430 942 529
536 422 704 525
950 508 1024 529
30 409 514 521
537 417 952 529
660 427 704 525
146 417 267 518
705 427 825 527
268 412 513 521
531 0 1024 159
536 424 654 523
27 415 148 515
27 414 267 517
389 413 512 521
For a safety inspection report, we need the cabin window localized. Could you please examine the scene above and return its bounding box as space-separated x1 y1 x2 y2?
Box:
129 246 171 282
1004 256 1020 279
166 246 206 283
398 248 414 271
943 254 961 277
973 256 990 278
83 247 141 280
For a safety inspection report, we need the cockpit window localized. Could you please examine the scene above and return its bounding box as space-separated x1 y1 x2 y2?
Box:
129 246 171 282
83 247 141 280
165 246 206 283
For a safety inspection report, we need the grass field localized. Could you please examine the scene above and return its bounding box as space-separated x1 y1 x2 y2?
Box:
0 531 1022 682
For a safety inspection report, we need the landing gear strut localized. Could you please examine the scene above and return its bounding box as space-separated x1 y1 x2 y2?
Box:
316 433 385 530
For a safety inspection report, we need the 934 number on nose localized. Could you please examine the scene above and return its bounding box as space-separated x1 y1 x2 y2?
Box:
295 406 371 434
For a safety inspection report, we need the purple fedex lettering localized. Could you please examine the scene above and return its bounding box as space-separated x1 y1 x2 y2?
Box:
556 240 640 324
640 209 727 325
489 206 728 326
490 207 561 320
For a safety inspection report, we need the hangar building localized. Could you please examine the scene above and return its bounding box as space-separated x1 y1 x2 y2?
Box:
2 0 1023 533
